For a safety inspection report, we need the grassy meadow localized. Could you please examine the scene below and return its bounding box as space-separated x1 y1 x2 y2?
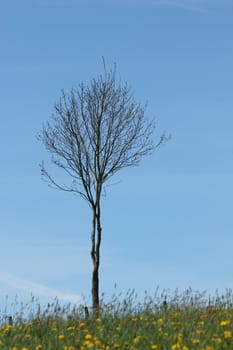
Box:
1 289 233 350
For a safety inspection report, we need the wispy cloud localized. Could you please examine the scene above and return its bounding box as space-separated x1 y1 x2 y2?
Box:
92 0 229 14
0 272 82 304
33 0 230 14
149 0 215 13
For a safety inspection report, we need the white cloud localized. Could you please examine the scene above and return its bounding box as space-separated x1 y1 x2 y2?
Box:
0 272 82 304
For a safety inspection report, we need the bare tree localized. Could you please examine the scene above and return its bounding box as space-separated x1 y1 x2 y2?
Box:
38 64 167 310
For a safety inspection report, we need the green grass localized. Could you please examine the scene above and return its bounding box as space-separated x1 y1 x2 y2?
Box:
1 289 233 350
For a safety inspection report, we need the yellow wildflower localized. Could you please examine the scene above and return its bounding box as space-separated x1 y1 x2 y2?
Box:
133 336 141 344
85 334 92 340
220 320 231 326
83 340 94 348
213 337 222 344
151 345 158 350
58 334 65 340
224 331 232 339
171 343 181 349
24 333 31 339
140 316 148 321
35 345 43 350
95 339 102 347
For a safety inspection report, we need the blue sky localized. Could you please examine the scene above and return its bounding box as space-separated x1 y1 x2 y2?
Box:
1 0 233 309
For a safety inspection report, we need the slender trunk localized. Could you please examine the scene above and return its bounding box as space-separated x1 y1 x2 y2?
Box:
92 265 99 309
91 202 102 310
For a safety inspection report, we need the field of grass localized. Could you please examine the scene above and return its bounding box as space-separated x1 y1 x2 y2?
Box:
1 289 233 350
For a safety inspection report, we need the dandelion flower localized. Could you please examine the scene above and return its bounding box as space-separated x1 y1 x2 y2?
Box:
151 345 158 350
220 320 231 326
35 345 43 350
85 334 92 340
224 331 232 339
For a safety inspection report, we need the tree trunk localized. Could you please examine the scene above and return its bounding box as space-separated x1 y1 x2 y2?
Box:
92 265 99 309
91 202 102 311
